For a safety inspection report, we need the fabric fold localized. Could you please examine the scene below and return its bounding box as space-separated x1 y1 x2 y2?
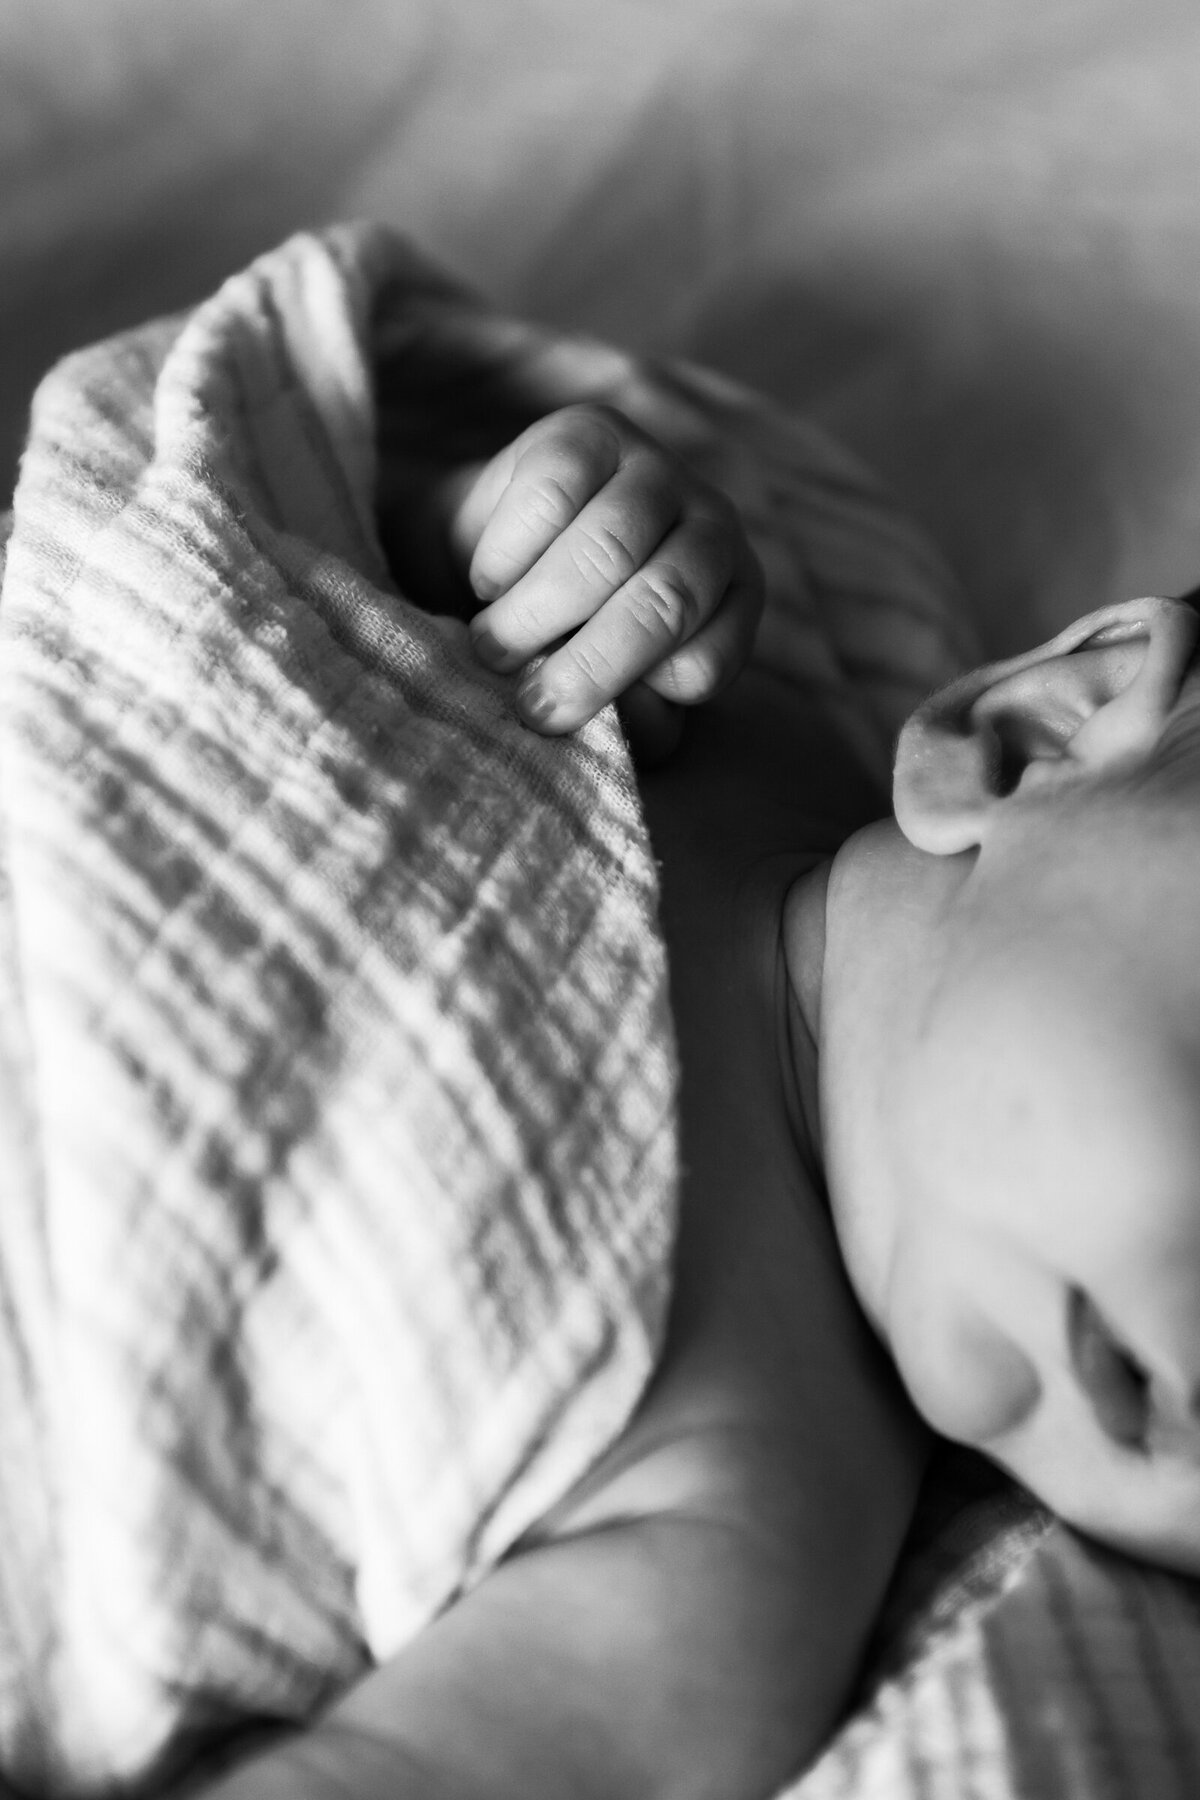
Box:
0 222 969 1793
0 226 680 1794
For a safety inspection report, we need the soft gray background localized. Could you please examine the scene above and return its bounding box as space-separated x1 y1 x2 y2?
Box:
5 0 1200 653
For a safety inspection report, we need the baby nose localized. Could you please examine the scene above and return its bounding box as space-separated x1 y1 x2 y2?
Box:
1142 1380 1200 1464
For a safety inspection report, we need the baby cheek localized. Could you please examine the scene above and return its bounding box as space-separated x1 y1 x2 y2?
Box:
890 1276 1043 1448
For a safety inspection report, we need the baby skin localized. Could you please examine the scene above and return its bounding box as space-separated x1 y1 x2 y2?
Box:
197 404 1200 1800
821 592 1200 1563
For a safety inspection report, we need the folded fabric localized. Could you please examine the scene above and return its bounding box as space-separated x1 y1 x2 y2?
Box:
0 223 969 1794
792 1441 1200 1800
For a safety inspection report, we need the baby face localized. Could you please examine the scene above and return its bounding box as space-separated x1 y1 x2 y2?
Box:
817 600 1200 1568
876 807 1200 1566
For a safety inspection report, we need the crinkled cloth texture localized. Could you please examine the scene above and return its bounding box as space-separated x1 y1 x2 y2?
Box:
0 223 970 1795
791 1434 1200 1800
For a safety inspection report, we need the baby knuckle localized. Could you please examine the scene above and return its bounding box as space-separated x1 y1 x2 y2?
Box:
568 520 639 587
565 636 621 693
658 638 724 703
513 474 579 535
628 567 700 643
504 590 553 643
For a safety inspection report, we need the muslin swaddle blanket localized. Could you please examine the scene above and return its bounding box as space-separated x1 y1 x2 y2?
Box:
0 223 968 1795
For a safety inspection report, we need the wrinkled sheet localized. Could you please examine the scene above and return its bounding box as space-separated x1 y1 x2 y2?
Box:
793 1443 1200 1800
0 225 684 1794
0 221 971 1794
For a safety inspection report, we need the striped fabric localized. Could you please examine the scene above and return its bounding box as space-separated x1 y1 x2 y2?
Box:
0 226 688 1794
793 1447 1200 1800
1 218 1111 1799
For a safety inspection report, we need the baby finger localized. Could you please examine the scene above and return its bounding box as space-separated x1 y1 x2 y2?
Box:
640 543 764 705
472 454 683 673
516 507 737 732
463 406 623 607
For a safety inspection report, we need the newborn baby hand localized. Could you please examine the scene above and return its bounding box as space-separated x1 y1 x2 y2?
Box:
449 403 763 737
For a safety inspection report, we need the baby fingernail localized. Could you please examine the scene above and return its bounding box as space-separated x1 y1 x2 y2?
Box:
471 623 518 671
469 563 502 604
517 677 559 730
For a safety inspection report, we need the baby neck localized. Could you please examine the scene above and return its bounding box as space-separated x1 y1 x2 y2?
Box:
781 860 832 1190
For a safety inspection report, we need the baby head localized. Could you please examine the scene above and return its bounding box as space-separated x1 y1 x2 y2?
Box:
813 594 1200 1569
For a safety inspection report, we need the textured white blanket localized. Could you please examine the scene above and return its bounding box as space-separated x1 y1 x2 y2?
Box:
0 226 688 1793
0 223 972 1794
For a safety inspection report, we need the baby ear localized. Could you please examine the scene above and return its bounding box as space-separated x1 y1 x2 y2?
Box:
893 597 1199 854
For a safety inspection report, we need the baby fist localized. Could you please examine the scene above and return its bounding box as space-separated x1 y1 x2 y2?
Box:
448 403 763 736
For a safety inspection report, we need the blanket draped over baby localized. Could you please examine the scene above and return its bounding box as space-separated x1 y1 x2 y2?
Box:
0 223 969 1794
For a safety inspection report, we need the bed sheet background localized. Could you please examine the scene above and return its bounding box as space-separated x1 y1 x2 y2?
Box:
5 0 1200 661
6 6 1200 1797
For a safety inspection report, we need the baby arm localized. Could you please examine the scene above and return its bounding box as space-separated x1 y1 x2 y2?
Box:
194 1135 922 1800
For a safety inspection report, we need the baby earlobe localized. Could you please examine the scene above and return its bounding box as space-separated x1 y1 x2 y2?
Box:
891 676 1005 855
892 596 1199 855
